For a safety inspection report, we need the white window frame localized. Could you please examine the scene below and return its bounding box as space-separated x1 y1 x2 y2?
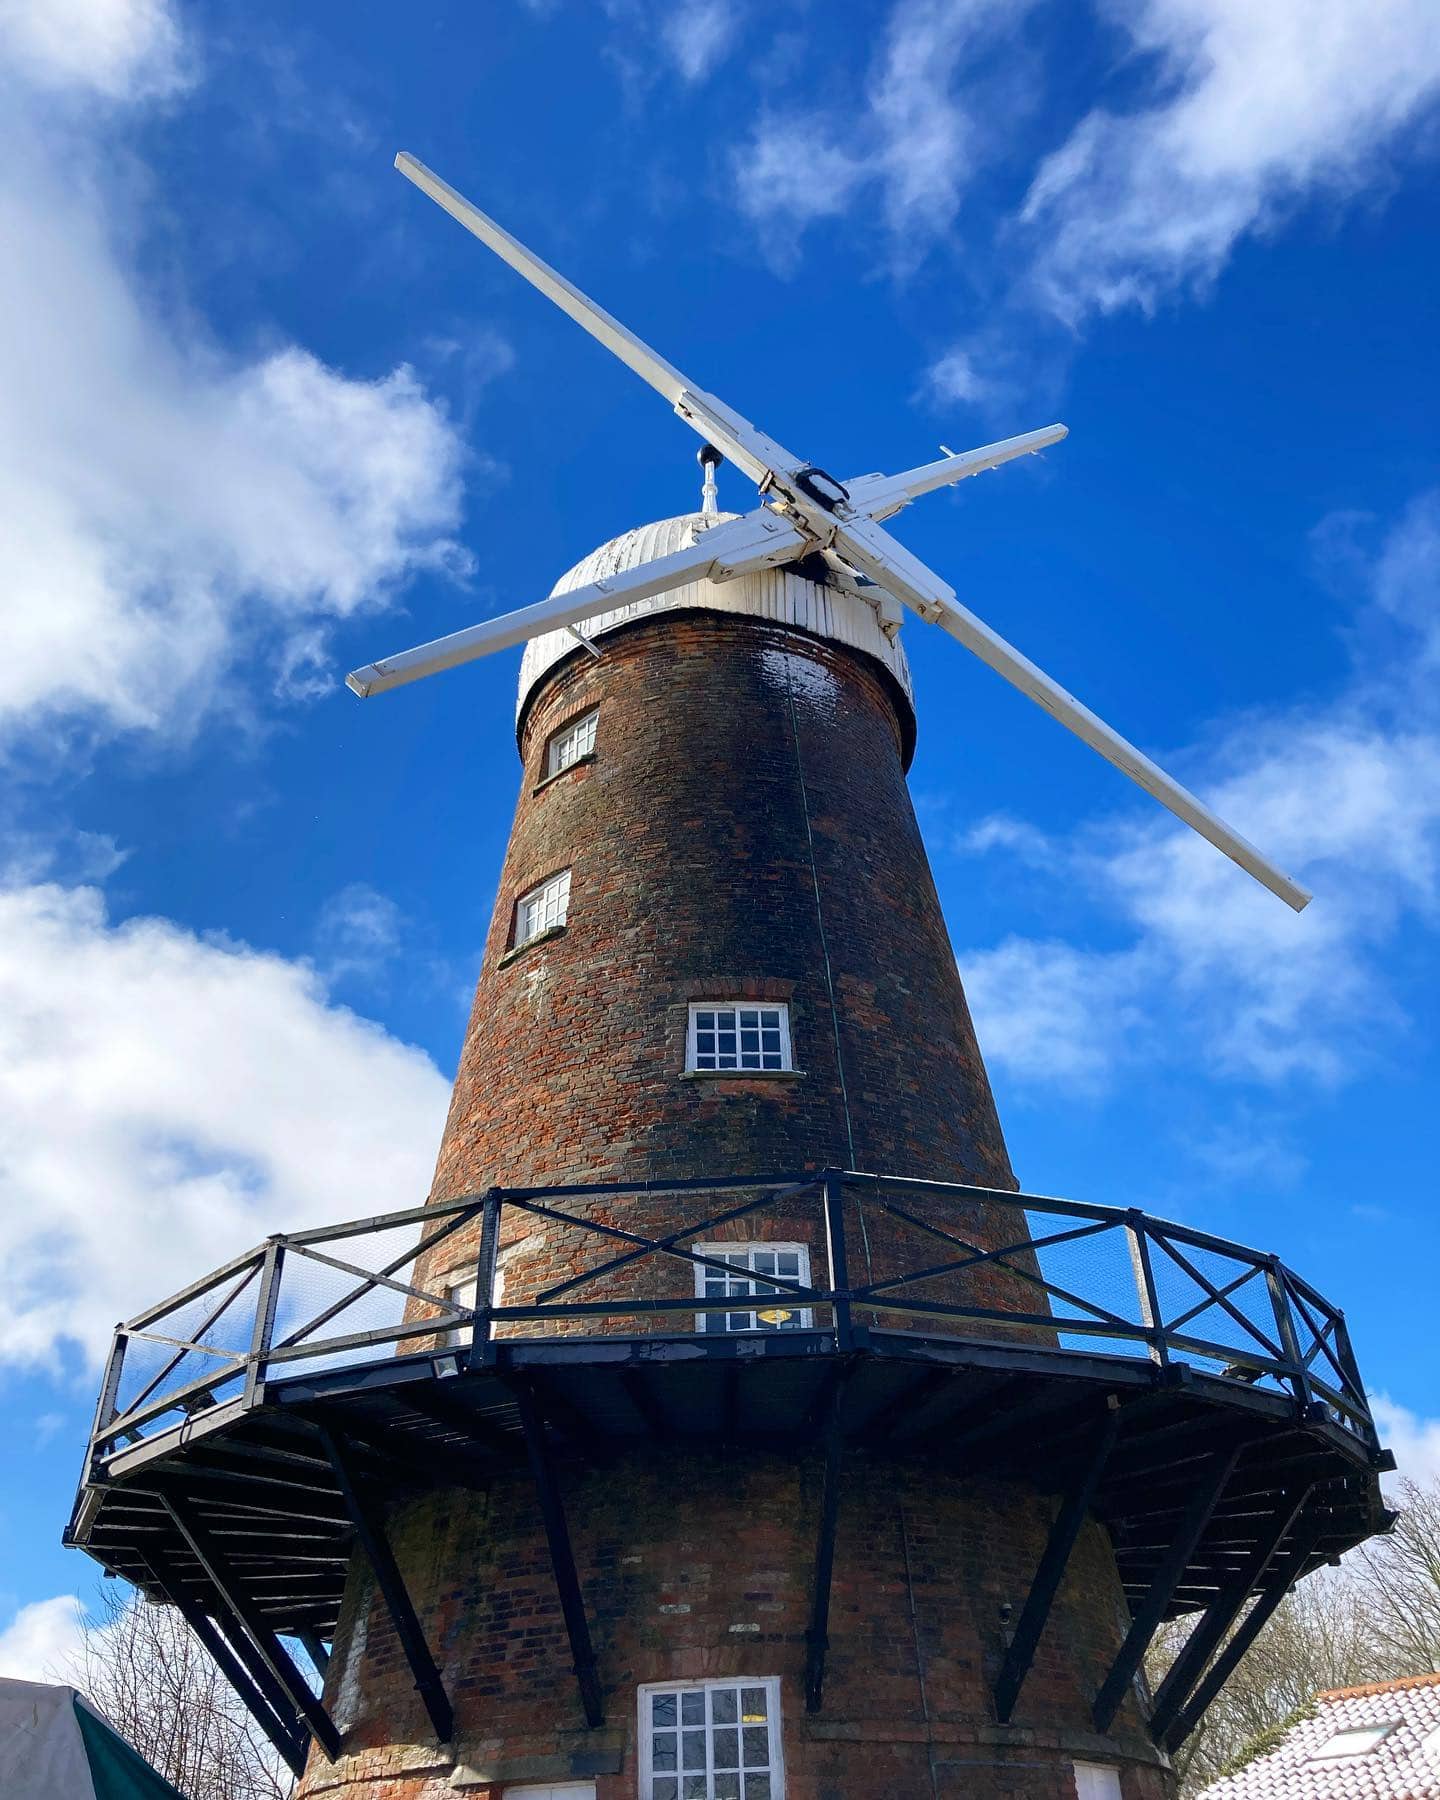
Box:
437 1261 506 1348
693 1243 813 1335
638 1675 784 1800
686 1003 793 1073
546 707 599 777
1309 1724 1398 1761
1073 1764 1122 1800
514 868 571 948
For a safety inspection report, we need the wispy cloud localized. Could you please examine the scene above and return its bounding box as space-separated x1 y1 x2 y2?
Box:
734 0 1041 269
662 0 742 83
1022 0 1440 323
956 490 1440 1092
1371 1394 1440 1490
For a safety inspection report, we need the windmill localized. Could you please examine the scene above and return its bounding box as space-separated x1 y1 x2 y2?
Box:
349 152 1310 915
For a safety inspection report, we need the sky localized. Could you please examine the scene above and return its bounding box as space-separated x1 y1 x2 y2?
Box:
0 0 1438 1679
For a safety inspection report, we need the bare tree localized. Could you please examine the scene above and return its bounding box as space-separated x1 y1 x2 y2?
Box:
68 1582 292 1800
1357 1478 1440 1676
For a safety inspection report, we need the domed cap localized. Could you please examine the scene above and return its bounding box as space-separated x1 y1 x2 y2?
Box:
517 511 915 732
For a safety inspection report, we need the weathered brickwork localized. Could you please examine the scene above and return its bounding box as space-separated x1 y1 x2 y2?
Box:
300 1452 1171 1800
301 596 1175 1800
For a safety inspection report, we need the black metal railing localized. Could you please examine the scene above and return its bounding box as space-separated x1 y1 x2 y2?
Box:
86 1169 1374 1466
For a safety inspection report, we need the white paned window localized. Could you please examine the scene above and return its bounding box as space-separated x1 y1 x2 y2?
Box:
640 1677 783 1800
1073 1764 1123 1800
547 708 599 776
695 1245 812 1334
438 1264 505 1348
1310 1725 1398 1761
514 869 571 947
687 1004 791 1072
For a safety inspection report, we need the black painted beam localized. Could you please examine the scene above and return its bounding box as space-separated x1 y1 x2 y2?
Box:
145 1545 306 1777
158 1489 342 1761
994 1400 1122 1723
1092 1446 1240 1733
805 1374 847 1713
1164 1521 1325 1752
298 1630 330 1677
1148 1483 1315 1743
515 1380 604 1728
315 1424 454 1743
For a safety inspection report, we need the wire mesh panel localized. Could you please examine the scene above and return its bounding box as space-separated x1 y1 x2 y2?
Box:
87 1169 1379 1465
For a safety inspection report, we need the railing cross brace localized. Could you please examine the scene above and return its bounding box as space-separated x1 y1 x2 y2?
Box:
315 1422 454 1743
157 1488 342 1761
994 1398 1122 1724
515 1379 604 1728
1092 1444 1240 1733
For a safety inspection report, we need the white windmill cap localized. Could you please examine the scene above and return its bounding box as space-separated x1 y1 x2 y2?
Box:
516 510 916 726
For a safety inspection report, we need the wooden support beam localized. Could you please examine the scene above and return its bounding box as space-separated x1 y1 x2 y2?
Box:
398 1382 517 1456
298 1631 330 1678
315 1424 454 1743
1164 1521 1325 1752
145 1545 306 1777
994 1400 1121 1723
158 1489 342 1761
1092 1446 1239 1734
515 1381 604 1728
804 1374 847 1713
619 1369 669 1438
1149 1484 1316 1743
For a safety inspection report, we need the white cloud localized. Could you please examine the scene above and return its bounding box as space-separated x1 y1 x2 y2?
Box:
957 491 1440 1091
0 881 450 1368
0 0 186 100
0 1596 87 1681
314 881 406 984
1023 0 1440 322
734 0 1038 265
0 7 474 756
662 0 740 82
1371 1395 1440 1489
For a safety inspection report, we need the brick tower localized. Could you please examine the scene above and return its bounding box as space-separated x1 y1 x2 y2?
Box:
67 490 1388 1800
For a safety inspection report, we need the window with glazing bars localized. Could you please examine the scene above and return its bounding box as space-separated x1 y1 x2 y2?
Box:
547 708 598 776
514 868 571 946
640 1678 783 1799
694 1245 811 1334
687 1004 791 1072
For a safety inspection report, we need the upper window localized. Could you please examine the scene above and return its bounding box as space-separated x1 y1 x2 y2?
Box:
547 708 598 777
687 1004 792 1073
639 1677 783 1800
1309 1725 1398 1761
695 1244 812 1334
438 1263 506 1348
1073 1765 1122 1800
514 869 571 947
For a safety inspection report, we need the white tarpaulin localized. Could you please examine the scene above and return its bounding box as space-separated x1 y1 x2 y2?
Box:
0 1678 186 1799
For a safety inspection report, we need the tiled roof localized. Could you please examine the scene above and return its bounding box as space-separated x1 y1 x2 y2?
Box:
1201 1674 1440 1800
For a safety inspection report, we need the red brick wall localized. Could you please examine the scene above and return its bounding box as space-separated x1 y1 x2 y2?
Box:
431 613 1012 1201
299 1451 1172 1800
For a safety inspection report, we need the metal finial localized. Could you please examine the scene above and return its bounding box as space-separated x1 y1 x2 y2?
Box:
698 443 722 517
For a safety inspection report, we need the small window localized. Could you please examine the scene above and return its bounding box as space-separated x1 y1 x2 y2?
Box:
688 1004 792 1072
514 869 571 947
1073 1764 1122 1800
547 708 599 777
695 1244 812 1334
1310 1724 1398 1761
639 1677 783 1800
438 1263 505 1348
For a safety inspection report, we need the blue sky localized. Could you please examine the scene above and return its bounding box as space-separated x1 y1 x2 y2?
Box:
1 0 1438 1676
